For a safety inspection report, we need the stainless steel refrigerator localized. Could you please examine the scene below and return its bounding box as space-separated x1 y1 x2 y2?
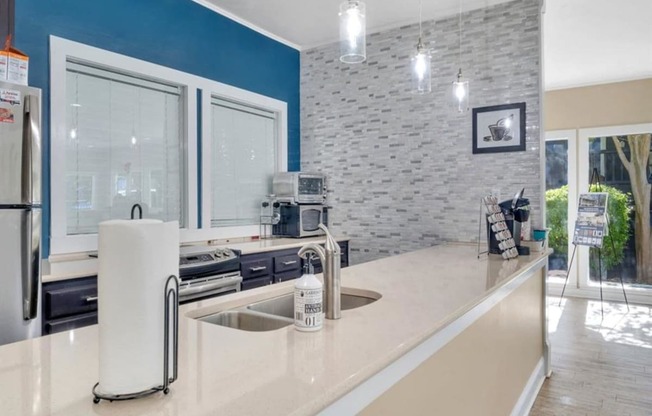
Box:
0 81 41 346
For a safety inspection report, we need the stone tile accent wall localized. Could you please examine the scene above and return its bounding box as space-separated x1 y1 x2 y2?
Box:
301 0 541 264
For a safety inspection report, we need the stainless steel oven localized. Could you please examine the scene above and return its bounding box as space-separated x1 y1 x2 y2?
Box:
272 204 328 238
178 246 242 304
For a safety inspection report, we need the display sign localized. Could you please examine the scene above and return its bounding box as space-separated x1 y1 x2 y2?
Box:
572 192 609 248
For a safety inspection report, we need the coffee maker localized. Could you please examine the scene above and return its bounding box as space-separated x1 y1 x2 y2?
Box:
487 188 530 255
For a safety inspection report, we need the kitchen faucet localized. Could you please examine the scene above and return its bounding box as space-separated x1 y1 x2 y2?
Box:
298 224 341 320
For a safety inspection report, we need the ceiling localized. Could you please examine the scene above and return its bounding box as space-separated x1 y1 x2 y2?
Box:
544 0 652 90
194 0 652 90
194 0 512 50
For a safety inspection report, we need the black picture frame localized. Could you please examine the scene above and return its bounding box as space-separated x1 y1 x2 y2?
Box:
472 102 526 154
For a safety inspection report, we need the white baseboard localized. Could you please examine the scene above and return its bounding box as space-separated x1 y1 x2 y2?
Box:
511 358 546 416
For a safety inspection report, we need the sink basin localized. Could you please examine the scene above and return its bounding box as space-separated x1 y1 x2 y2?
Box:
199 310 293 331
196 288 381 332
247 288 382 319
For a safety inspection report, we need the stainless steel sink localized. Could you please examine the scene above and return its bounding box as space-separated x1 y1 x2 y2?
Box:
247 288 381 319
199 310 293 331
196 288 381 331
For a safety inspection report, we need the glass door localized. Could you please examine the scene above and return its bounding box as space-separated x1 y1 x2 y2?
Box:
578 125 652 294
545 130 578 285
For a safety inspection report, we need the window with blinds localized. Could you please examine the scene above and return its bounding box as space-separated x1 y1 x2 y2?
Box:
65 60 184 235
211 97 277 227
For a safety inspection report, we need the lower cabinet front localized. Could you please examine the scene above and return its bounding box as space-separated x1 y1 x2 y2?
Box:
44 312 98 335
42 276 98 335
240 240 350 292
241 276 273 291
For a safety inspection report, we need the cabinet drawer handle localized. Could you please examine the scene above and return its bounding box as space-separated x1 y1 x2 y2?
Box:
282 260 297 266
85 296 98 302
250 266 267 272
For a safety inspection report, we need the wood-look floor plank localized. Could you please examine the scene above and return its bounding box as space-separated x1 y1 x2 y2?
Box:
529 297 652 416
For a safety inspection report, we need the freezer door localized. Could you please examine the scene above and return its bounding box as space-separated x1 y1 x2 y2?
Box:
0 84 41 205
0 208 41 346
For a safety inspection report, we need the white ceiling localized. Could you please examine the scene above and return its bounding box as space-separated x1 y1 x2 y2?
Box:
544 0 652 90
194 0 652 90
194 0 512 50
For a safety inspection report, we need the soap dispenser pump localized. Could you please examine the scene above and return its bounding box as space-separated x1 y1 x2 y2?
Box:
294 254 323 332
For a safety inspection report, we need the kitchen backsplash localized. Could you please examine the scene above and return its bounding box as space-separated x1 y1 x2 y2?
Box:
301 0 541 264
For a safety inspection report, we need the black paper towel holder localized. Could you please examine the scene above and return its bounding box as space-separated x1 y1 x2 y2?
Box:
92 274 179 403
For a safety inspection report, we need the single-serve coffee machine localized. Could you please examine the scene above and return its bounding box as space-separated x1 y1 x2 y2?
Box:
487 188 530 255
261 172 329 238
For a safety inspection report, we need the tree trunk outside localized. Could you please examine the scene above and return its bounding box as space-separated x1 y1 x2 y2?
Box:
612 134 652 285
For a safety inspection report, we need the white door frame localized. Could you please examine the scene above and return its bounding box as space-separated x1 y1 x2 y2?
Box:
545 130 579 289
547 124 652 305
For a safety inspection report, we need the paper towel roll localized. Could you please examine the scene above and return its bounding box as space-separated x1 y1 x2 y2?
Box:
97 219 179 395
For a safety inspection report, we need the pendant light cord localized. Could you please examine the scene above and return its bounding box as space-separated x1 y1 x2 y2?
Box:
458 0 462 68
419 0 423 38
415 0 423 50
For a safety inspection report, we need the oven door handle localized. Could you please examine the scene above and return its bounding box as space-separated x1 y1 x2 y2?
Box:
179 276 242 297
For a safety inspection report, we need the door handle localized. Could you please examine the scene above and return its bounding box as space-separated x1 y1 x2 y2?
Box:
282 260 297 266
22 95 40 205
85 296 98 302
22 209 40 320
250 266 267 272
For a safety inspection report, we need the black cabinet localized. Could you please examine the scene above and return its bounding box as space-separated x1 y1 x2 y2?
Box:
241 257 273 280
239 248 299 289
241 275 273 290
42 276 98 335
239 240 350 291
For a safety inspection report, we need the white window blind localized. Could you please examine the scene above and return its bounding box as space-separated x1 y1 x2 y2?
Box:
211 98 277 227
65 60 184 235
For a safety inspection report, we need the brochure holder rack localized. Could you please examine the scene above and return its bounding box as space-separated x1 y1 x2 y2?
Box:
559 168 629 318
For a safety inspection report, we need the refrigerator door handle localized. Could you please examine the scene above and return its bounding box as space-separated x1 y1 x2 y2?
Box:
22 94 41 205
22 209 40 320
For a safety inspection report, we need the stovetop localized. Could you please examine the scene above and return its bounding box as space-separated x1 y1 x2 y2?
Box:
179 245 241 280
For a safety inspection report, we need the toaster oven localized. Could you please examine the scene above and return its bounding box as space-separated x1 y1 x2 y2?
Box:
272 172 326 204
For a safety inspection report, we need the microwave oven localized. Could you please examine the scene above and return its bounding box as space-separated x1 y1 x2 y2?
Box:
272 204 328 238
272 172 326 204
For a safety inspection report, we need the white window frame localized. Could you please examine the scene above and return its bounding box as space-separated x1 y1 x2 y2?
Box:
50 36 199 254
189 80 288 241
50 36 289 255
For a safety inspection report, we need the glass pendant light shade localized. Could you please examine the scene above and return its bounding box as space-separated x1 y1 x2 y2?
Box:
339 1 366 64
451 68 469 112
411 43 432 94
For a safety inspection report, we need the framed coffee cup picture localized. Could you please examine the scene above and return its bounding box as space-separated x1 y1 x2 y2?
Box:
472 102 526 154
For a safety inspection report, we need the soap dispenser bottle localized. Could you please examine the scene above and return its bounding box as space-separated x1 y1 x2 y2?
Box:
294 255 323 332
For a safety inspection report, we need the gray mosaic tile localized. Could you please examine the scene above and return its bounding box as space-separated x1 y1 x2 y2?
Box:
301 0 542 264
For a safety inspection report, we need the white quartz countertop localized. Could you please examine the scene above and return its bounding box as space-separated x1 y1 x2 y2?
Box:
42 236 350 283
2 243 549 416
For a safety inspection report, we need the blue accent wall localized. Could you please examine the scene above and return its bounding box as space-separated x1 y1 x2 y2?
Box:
15 0 301 257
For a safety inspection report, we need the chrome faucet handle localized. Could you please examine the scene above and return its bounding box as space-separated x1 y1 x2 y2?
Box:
298 243 326 264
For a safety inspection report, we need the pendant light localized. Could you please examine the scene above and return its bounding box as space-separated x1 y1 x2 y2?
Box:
411 0 431 94
451 0 469 111
339 1 366 64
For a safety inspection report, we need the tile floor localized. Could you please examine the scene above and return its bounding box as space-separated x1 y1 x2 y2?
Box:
530 297 652 416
